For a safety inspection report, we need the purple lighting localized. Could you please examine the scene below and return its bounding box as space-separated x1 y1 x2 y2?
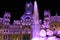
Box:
0 0 60 40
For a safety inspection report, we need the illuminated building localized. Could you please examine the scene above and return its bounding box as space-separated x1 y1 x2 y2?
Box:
0 0 60 40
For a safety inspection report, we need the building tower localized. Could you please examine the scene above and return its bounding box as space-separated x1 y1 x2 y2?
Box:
3 12 11 25
21 2 33 21
44 10 50 18
43 10 51 29
32 0 40 39
3 12 11 40
25 1 33 14
21 2 33 40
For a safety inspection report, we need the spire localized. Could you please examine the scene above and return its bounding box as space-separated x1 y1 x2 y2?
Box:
55 12 58 16
55 12 58 21
25 1 33 14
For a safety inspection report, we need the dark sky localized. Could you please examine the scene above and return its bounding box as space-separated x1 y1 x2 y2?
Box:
0 0 60 24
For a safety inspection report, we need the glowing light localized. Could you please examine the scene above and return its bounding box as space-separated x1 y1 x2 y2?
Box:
31 37 40 40
39 29 46 37
47 36 57 40
27 4 30 7
32 0 40 39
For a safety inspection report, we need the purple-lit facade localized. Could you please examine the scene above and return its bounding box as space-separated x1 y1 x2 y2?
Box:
0 1 60 40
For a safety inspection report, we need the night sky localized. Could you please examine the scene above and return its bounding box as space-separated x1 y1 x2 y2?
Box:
0 0 60 24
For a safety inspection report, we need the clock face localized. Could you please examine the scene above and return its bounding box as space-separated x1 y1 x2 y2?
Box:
27 4 30 7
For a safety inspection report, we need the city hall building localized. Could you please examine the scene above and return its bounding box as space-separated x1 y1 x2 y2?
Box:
0 1 60 40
